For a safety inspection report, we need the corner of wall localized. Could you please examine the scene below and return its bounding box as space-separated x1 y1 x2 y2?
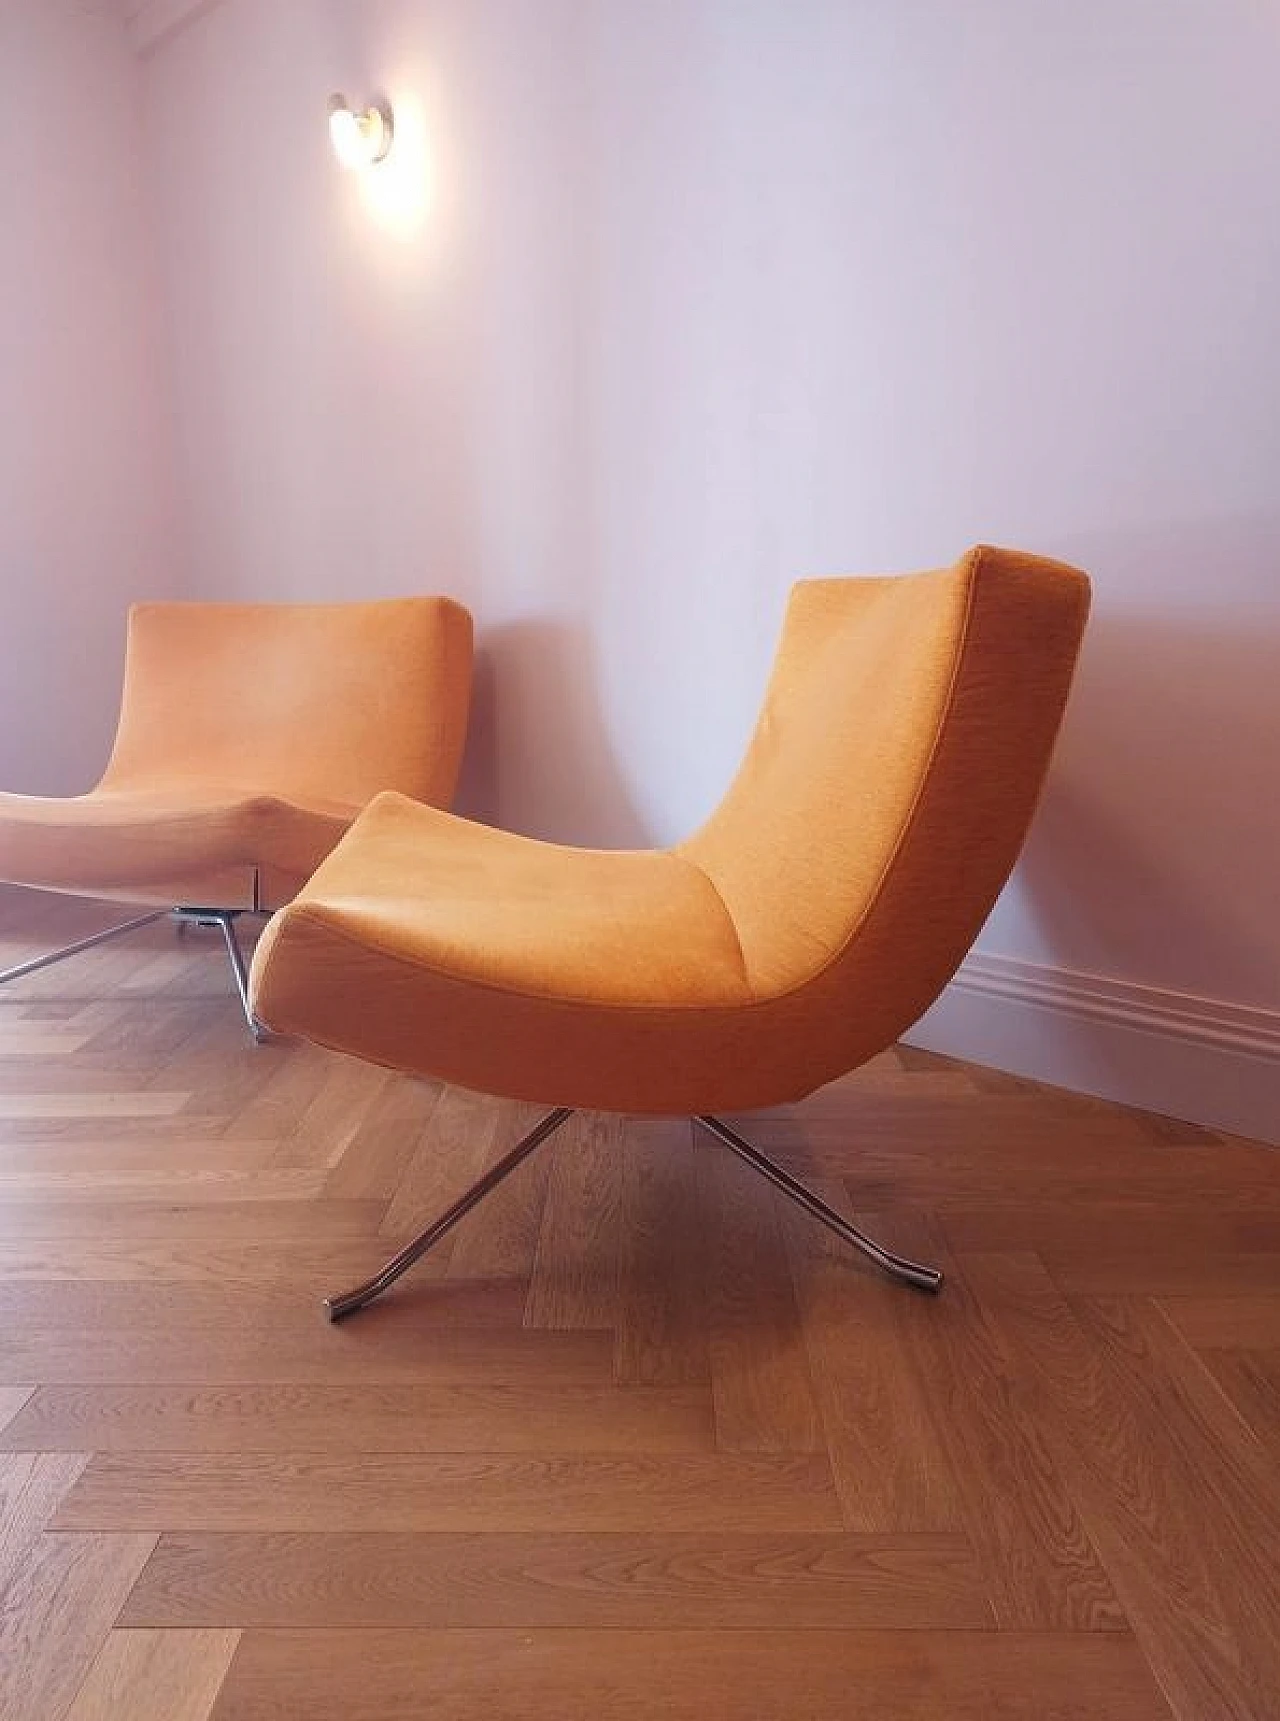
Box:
124 0 223 58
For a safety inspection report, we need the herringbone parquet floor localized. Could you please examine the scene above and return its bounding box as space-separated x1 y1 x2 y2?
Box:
0 888 1277 1720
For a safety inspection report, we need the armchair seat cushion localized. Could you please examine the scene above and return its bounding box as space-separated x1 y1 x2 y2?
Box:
250 791 766 1112
255 790 753 1007
0 781 358 909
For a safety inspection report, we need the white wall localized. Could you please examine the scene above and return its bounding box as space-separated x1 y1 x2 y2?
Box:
0 0 181 794
141 0 1279 1134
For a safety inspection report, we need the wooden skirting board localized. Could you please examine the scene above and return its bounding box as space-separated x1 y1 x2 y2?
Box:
908 949 1279 1145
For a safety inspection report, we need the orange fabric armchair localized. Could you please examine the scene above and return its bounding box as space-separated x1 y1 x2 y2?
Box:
250 546 1089 1313
0 597 473 1035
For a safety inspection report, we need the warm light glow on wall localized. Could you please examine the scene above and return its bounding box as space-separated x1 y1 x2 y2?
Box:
327 86 431 242
355 91 433 242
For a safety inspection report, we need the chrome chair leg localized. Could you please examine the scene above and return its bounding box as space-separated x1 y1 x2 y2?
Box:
171 908 268 1042
694 1114 943 1292
0 909 169 986
325 1106 576 1322
1 894 269 1042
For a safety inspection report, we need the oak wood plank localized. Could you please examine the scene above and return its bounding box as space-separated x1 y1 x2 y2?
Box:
699 1145 823 1452
379 1085 501 1238
942 1208 1280 1255
1156 1293 1280 1351
320 1073 441 1203
0 1278 525 1331
0 1167 328 1202
0 1091 189 1119
1040 1249 1280 1298
0 1451 88 1582
0 1139 281 1175
155 1034 293 1128
55 1453 841 1534
271 1056 395 1170
0 1531 156 1721
781 1194 965 1532
63 1629 240 1721
208 1627 1170 1721
215 1042 337 1144
525 1113 625 1329
0 1029 94 1056
0 1053 181 1094
887 1224 1124 1629
613 1120 708 1385
0 1197 386 1242
2 1382 716 1455
0 1112 235 1143
0 1238 452 1287
85 994 213 1064
1196 1347 1280 1467
850 1168 1280 1213
123 1530 989 1630
0 1316 611 1386
446 1102 553 1281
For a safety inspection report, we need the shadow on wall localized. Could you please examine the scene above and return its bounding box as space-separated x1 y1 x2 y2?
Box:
1005 517 1280 1011
452 644 498 825
454 618 649 849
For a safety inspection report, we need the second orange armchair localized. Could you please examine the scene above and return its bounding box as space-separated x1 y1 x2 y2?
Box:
0 596 473 1035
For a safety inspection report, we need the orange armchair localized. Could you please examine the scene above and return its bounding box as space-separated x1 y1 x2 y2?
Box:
250 547 1088 1312
0 597 473 1036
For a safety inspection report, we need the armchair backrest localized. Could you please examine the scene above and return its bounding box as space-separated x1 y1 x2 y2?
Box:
100 597 473 812
681 546 1089 1048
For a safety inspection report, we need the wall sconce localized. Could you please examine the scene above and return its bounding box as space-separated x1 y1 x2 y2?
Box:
328 94 394 168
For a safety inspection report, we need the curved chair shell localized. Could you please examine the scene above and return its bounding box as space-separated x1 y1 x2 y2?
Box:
250 547 1088 1113
0 597 474 911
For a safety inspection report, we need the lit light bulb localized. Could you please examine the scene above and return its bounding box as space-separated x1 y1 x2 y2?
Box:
328 95 393 168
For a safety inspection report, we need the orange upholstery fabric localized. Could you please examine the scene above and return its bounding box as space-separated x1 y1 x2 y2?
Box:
250 547 1089 1113
0 598 473 910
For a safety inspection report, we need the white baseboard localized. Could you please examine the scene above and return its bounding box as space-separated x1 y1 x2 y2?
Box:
904 951 1280 1145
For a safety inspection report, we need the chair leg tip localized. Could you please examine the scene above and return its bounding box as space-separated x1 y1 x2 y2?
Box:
324 1293 363 1323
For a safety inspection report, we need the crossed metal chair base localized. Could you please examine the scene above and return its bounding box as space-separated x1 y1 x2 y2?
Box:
325 1106 943 1322
0 902 269 1042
